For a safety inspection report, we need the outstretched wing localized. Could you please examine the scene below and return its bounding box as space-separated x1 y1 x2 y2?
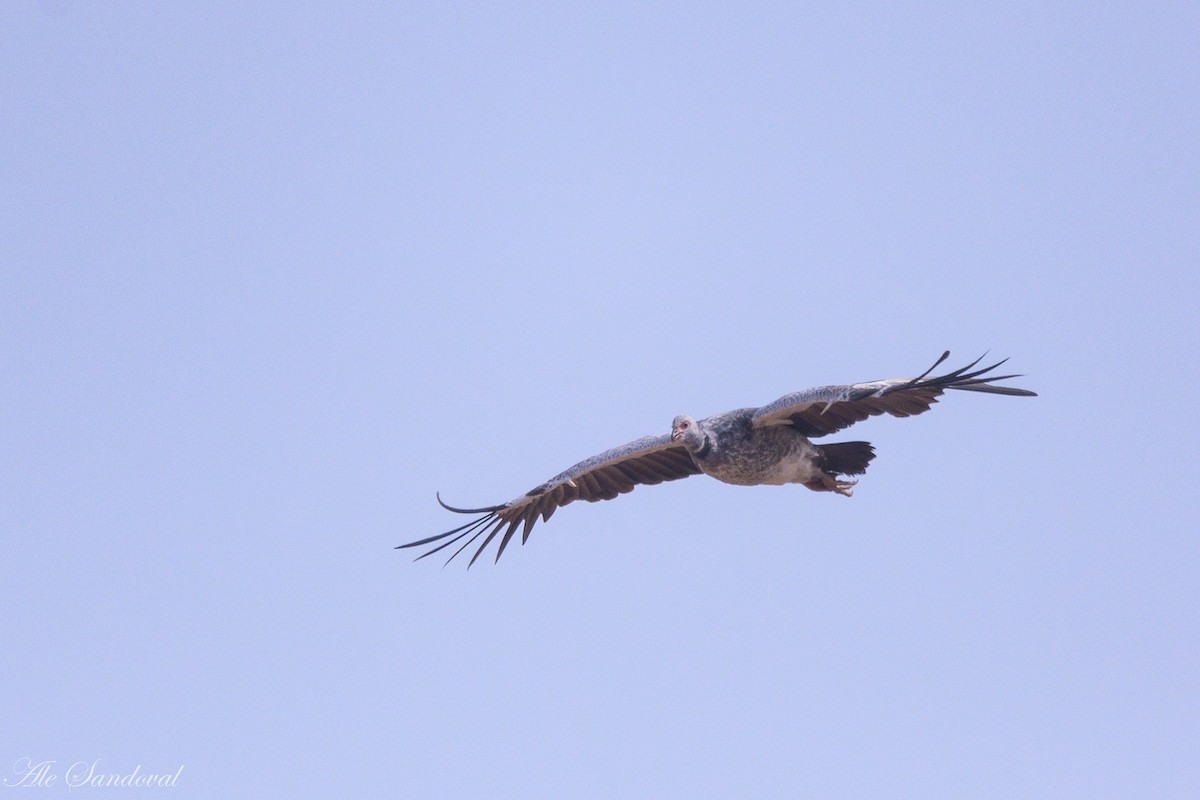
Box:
751 351 1036 437
398 433 701 567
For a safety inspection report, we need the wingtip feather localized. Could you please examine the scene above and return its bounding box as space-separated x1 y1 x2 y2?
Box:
436 491 505 515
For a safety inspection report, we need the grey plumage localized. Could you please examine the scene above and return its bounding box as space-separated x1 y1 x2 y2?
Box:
399 351 1035 566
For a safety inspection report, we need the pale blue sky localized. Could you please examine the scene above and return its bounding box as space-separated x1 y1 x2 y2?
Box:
4 3 1198 798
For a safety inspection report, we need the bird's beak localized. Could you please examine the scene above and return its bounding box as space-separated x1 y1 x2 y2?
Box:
670 429 681 441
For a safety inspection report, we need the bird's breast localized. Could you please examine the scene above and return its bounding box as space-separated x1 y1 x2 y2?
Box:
697 426 821 486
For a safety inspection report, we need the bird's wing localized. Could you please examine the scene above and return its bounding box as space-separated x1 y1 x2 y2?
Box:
398 433 701 566
750 351 1036 437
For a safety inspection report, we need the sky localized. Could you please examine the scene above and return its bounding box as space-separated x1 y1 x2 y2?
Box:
3 2 1198 798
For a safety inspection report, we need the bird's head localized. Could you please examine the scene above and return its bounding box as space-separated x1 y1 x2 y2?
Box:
670 414 706 451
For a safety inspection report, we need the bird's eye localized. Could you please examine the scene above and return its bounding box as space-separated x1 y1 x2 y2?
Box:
680 421 689 428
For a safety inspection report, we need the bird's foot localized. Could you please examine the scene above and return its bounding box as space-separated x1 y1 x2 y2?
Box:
804 477 857 496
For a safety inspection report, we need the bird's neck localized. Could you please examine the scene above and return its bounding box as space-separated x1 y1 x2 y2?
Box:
695 434 712 459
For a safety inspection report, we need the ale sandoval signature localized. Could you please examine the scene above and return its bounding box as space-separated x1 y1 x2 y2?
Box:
5 759 183 789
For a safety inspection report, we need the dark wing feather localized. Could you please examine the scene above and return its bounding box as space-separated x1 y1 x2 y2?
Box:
750 351 1036 437
397 433 701 566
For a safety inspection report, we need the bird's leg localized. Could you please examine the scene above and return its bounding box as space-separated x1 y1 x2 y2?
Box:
804 475 857 497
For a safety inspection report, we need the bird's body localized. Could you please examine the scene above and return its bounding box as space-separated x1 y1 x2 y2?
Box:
675 409 852 490
400 352 1035 566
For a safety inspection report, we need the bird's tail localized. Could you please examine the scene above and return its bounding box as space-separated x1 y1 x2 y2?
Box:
818 441 876 476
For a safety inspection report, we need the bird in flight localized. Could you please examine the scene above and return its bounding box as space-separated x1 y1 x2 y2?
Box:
399 351 1035 566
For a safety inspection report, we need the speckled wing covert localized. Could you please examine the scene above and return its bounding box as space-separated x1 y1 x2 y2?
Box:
398 433 701 567
750 351 1037 437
